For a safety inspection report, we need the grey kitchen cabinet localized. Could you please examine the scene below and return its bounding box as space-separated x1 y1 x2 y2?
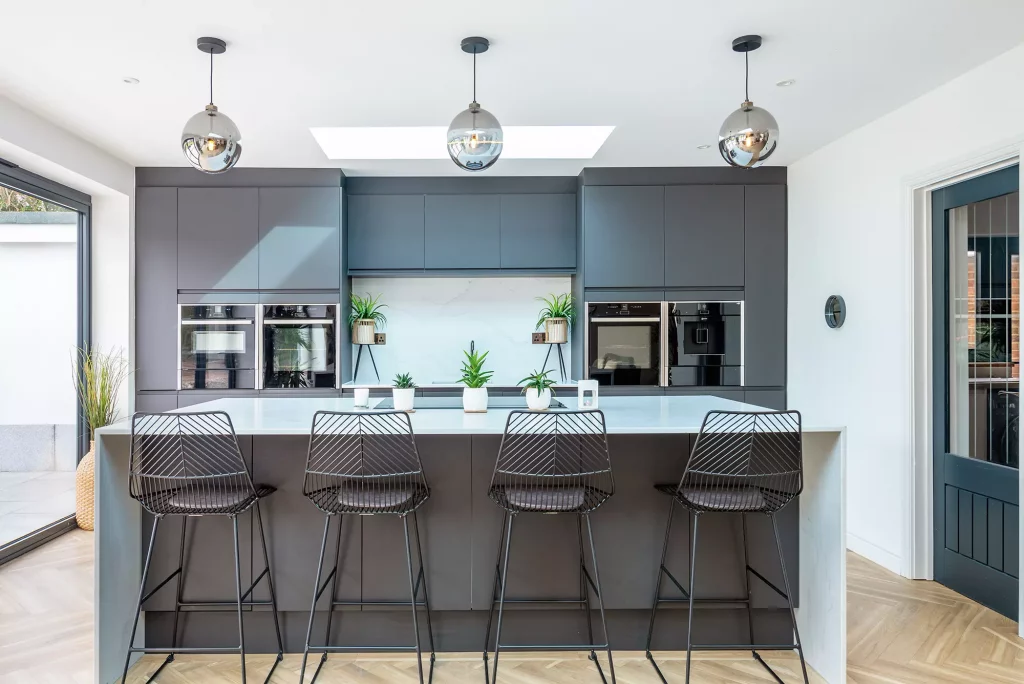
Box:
424 194 500 269
745 390 787 410
743 185 787 387
499 194 576 269
177 188 259 290
583 185 665 288
347 194 425 271
136 187 179 391
257 187 340 289
664 185 744 288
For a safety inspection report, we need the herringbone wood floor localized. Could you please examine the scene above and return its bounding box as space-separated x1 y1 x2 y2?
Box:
1 530 1022 683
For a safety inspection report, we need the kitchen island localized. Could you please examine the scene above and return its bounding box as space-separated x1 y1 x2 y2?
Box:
94 395 845 683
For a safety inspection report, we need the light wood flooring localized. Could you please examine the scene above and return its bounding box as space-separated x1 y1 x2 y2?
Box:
1 530 1022 683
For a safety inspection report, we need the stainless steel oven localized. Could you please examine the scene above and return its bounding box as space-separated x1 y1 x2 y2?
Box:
666 301 743 386
260 304 338 389
585 302 663 386
179 305 257 390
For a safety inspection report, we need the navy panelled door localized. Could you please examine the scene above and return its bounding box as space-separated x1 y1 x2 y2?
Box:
933 165 1020 619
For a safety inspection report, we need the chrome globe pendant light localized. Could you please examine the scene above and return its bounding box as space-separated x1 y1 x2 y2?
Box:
181 37 242 174
718 35 779 169
447 37 503 171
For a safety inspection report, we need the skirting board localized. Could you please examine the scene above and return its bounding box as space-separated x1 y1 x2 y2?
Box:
848 531 904 576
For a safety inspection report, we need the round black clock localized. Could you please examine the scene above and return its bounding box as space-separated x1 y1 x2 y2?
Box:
824 295 846 329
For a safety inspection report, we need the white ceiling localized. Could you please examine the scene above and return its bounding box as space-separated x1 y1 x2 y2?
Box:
1 0 1022 176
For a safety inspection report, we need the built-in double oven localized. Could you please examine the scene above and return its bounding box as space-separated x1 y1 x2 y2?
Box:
585 301 743 387
179 303 339 391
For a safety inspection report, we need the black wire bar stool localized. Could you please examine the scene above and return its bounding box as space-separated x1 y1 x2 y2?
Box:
483 409 616 684
121 412 284 684
645 410 808 684
299 410 435 684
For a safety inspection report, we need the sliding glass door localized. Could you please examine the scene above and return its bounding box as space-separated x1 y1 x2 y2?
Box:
0 167 90 562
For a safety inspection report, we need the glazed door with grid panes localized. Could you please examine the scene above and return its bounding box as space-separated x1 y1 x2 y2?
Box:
934 164 1020 619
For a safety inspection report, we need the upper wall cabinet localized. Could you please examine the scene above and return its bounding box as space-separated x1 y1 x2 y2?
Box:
347 194 425 271
664 185 744 288
744 184 787 387
136 187 178 391
258 187 340 290
177 188 259 290
424 194 501 269
499 194 576 269
583 185 665 288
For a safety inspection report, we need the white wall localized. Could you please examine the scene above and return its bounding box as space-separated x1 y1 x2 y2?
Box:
788 45 1024 575
350 277 573 386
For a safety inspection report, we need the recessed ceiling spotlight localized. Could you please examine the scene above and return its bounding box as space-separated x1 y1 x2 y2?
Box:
122 77 140 84
776 79 796 87
697 144 711 150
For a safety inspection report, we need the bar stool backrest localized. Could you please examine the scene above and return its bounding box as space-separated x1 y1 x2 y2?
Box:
303 410 427 512
678 410 803 513
490 410 614 511
129 411 255 515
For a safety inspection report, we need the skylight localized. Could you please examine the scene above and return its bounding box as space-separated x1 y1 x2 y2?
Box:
309 126 614 160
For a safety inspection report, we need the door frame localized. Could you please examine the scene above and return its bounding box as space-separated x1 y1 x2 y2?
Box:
906 140 1023 633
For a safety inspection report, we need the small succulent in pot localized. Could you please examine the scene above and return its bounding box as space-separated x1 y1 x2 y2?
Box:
458 348 494 412
535 293 576 344
519 368 556 411
392 372 416 412
349 293 388 345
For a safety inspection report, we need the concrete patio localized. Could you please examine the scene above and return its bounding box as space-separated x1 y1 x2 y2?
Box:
0 472 76 546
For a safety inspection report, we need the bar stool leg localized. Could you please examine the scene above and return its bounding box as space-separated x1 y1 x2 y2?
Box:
645 494 676 668
254 500 285 679
403 514 426 684
314 513 344 682
121 516 161 684
740 513 757 659
771 513 809 684
170 516 186 654
300 515 332 683
490 512 516 684
482 510 510 680
584 514 616 684
685 513 701 684
577 514 596 653
231 514 247 684
411 510 437 680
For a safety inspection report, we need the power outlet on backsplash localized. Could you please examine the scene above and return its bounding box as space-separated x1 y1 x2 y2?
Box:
374 333 387 345
532 332 547 344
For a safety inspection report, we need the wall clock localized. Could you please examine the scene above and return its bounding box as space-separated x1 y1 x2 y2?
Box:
824 295 846 329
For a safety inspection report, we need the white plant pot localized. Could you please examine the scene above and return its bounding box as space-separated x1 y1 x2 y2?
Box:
525 388 552 411
544 317 569 344
352 319 376 345
393 388 415 412
463 387 489 413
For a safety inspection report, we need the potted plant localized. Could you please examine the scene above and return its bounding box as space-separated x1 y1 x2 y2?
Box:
458 348 494 413
536 293 576 345
349 293 387 345
72 347 130 532
393 372 416 412
519 369 556 411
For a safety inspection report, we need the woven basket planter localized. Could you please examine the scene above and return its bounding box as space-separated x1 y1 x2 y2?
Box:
76 440 95 531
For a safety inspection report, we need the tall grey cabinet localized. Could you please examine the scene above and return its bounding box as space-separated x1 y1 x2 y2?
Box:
177 188 259 290
257 187 341 289
743 184 787 388
136 187 179 391
583 185 665 288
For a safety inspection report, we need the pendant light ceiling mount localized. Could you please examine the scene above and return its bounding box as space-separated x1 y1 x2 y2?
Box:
181 36 242 174
718 33 779 169
447 36 503 172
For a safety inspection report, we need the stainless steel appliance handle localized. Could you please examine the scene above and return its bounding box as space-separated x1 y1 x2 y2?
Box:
180 319 254 325
660 301 669 387
589 317 662 323
263 319 336 324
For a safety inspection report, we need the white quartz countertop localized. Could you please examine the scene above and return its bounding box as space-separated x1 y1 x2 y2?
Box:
100 395 843 436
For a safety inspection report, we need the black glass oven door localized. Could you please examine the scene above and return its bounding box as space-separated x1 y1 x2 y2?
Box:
588 320 661 386
180 305 256 390
262 305 337 389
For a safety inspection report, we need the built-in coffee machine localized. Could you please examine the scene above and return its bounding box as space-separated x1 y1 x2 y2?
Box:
666 301 743 386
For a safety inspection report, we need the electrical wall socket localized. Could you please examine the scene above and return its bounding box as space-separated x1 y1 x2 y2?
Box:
532 332 547 344
374 333 386 345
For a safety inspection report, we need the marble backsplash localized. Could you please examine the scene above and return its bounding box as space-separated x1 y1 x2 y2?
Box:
349 277 573 386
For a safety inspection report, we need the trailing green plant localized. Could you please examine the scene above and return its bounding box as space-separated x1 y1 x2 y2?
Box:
535 293 576 330
348 293 388 329
393 372 417 389
458 349 494 389
72 347 131 441
518 369 556 395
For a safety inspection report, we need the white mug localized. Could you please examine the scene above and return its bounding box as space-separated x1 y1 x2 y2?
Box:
354 387 370 408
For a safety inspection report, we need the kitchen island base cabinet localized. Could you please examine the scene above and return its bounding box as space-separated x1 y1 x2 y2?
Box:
95 396 846 683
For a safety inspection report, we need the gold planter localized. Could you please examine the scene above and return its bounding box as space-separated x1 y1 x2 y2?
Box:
544 317 569 344
75 440 96 531
352 319 376 345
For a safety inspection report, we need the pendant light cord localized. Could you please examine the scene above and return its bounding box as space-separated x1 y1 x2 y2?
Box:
209 51 214 105
744 51 749 101
472 51 477 102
